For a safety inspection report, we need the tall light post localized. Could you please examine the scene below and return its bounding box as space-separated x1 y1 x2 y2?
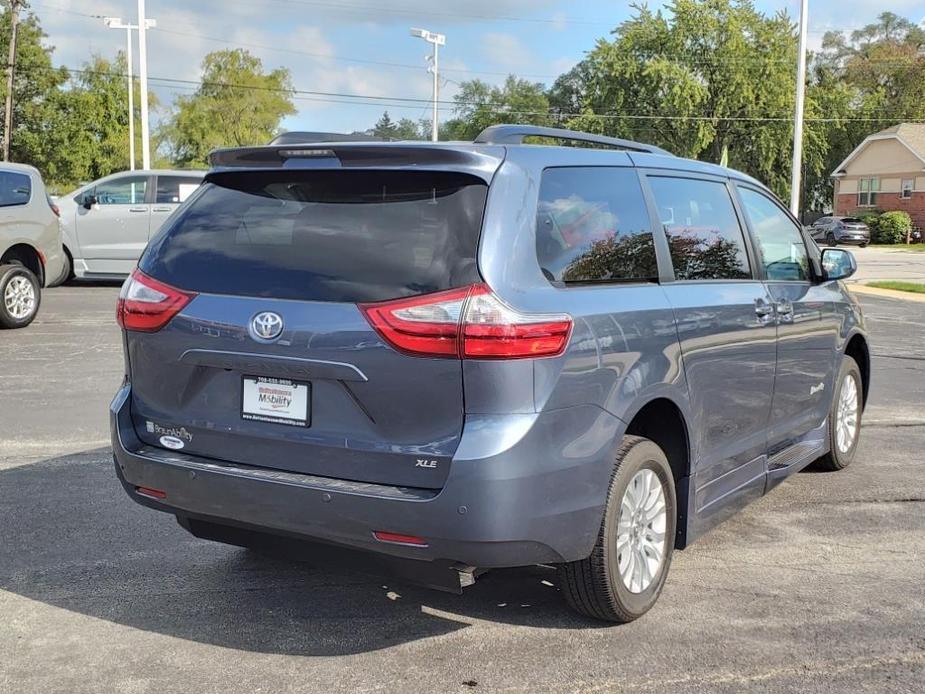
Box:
104 17 156 171
410 28 445 142
137 0 153 169
789 0 809 217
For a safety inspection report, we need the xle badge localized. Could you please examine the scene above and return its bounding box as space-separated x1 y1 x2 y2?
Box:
415 459 438 469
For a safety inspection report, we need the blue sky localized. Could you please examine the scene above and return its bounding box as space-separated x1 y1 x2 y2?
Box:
29 0 925 134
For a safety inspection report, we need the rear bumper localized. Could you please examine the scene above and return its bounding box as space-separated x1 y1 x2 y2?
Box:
111 384 618 571
836 235 870 245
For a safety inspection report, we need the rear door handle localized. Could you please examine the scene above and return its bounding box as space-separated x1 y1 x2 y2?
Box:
755 299 775 325
129 207 148 213
152 207 172 213
776 300 794 324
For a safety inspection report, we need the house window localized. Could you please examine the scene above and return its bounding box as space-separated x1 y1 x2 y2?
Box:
858 178 879 207
901 179 914 199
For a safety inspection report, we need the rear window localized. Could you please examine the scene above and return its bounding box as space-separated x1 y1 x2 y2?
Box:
0 171 32 207
140 170 488 303
841 217 864 224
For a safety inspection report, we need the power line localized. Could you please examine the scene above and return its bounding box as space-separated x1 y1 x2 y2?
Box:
17 62 925 123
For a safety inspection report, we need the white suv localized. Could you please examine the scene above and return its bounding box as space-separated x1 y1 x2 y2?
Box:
57 170 205 280
0 163 67 329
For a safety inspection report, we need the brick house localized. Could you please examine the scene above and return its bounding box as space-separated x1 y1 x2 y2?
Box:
832 123 925 231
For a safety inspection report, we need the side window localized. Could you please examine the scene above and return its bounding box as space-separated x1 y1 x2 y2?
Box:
94 176 148 205
156 176 202 204
738 188 810 282
0 171 32 207
535 167 656 284
647 176 751 280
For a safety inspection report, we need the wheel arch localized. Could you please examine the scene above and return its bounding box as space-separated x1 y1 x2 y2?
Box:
843 332 870 411
1 243 45 286
623 396 693 549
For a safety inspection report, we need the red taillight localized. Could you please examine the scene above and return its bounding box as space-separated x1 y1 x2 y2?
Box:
50 204 60 217
373 531 428 547
117 269 196 332
360 283 572 360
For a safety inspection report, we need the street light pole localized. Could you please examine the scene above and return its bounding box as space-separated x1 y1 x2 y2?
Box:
789 0 809 217
105 17 155 171
137 0 151 169
410 28 446 142
126 25 135 171
3 0 26 161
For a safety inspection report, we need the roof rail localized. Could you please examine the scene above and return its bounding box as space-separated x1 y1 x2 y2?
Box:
473 124 672 156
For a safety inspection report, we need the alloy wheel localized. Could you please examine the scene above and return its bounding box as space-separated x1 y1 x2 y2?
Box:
616 469 667 593
4 275 36 320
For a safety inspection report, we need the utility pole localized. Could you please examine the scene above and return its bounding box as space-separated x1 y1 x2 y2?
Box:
3 0 26 161
137 0 151 169
789 0 809 217
105 17 155 171
410 28 445 142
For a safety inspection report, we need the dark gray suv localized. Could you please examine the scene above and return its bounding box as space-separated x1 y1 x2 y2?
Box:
110 126 869 622
809 216 871 247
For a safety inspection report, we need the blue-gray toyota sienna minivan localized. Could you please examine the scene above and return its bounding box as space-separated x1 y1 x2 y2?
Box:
111 125 869 622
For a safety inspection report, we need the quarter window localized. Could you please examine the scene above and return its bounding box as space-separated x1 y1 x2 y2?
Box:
156 176 202 204
535 167 656 284
0 171 32 207
858 178 879 207
647 176 751 281
92 176 148 205
738 188 810 282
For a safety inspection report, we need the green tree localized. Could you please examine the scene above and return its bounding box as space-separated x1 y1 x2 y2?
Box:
808 12 925 210
369 111 423 140
162 49 295 167
0 8 68 167
563 0 818 199
444 75 551 141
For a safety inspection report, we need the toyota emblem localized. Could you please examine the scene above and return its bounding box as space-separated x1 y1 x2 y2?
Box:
250 311 284 342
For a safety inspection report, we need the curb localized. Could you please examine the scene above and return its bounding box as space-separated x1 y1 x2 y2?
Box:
847 284 925 303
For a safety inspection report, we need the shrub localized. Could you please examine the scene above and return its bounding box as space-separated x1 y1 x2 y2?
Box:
875 211 912 245
858 212 880 234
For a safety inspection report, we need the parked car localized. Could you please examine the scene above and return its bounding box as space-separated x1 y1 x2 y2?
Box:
57 170 205 280
808 216 871 247
110 125 870 622
0 162 68 328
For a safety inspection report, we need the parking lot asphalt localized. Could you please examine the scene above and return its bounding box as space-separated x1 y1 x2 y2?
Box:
1 282 924 693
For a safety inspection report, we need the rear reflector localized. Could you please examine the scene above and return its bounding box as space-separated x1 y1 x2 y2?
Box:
373 531 429 547
360 283 571 360
117 269 196 332
135 486 167 500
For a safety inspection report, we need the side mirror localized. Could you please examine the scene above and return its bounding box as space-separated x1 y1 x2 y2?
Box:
82 194 98 210
821 248 856 281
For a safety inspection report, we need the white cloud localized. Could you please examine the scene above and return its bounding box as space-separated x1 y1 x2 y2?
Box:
479 32 534 70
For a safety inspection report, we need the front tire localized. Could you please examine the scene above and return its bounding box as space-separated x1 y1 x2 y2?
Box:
0 264 41 329
826 232 838 247
558 436 676 622
814 356 863 471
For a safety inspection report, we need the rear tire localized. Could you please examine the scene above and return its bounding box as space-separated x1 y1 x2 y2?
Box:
0 264 41 329
826 232 838 247
558 435 676 623
814 356 863 471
